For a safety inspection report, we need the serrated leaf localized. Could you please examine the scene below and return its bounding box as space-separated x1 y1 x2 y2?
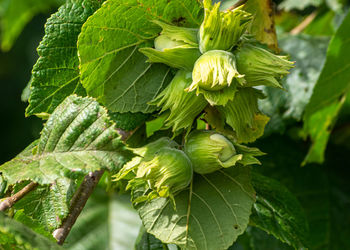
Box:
1 95 131 185
0 212 61 249
250 172 309 249
64 189 141 250
78 0 202 113
13 178 75 231
303 11 350 164
243 0 278 52
0 0 63 51
13 210 56 240
136 166 255 250
25 0 102 117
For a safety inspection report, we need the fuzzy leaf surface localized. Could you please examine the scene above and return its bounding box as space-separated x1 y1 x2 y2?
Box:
1 95 130 185
25 0 102 117
137 166 255 250
78 0 202 113
13 179 75 231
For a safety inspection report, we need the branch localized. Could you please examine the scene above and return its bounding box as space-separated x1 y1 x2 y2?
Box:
51 125 135 245
52 170 104 245
290 11 318 35
228 0 248 11
0 182 38 211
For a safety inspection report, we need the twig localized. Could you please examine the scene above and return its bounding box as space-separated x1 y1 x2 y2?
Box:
290 11 318 35
52 127 133 245
0 182 38 211
228 0 248 11
52 170 104 245
116 128 133 141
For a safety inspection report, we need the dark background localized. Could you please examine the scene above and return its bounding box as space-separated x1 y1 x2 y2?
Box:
0 14 50 164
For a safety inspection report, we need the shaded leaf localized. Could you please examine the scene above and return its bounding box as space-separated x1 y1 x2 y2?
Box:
135 226 165 250
303 11 350 164
25 0 102 117
109 112 151 131
230 226 292 250
78 0 202 113
250 172 309 249
303 99 345 164
137 166 255 250
0 212 61 249
1 95 131 185
254 134 350 249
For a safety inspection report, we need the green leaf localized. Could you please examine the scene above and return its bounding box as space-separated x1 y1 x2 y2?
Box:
0 0 63 51
250 172 309 249
25 0 102 117
64 189 142 250
231 226 292 250
13 178 75 231
109 112 151 131
218 88 270 144
135 226 166 250
303 100 344 164
78 0 203 113
1 95 131 185
136 166 255 250
13 210 56 240
243 0 278 51
254 134 350 249
0 212 61 249
303 11 350 164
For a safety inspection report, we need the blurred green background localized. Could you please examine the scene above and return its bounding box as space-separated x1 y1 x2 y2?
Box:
0 14 47 163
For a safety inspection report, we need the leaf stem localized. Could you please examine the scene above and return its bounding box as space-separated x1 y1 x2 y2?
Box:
52 169 104 245
0 182 38 211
